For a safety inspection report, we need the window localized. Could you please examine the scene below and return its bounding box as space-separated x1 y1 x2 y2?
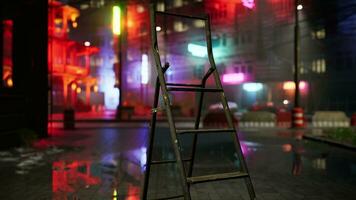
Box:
2 20 13 88
312 58 326 74
137 5 145 13
311 28 326 40
193 20 205 28
157 2 165 11
174 21 188 32
174 0 183 8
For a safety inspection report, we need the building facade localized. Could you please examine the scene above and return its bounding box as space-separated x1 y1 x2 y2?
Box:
0 0 48 146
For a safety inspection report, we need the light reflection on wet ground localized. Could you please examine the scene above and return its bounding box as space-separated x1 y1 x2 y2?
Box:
0 125 355 199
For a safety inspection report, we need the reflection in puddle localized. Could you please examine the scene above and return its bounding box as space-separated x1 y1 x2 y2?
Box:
312 158 326 170
240 141 261 156
52 160 101 197
52 148 145 199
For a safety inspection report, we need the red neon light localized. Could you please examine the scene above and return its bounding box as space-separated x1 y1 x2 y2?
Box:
2 20 13 87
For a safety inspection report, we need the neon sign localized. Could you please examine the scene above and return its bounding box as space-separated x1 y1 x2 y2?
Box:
242 0 255 9
222 73 245 84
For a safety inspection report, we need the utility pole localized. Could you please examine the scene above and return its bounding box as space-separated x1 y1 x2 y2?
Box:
113 1 126 119
294 0 301 108
292 1 305 128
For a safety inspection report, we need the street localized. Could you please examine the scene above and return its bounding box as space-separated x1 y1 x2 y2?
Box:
0 123 355 200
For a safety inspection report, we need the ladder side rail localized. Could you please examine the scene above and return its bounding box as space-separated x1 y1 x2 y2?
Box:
142 62 169 199
204 15 256 200
187 63 214 179
142 78 160 200
149 5 191 200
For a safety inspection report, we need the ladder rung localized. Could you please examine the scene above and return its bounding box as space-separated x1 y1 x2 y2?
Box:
166 83 202 87
167 86 223 92
187 171 249 184
151 158 192 165
150 194 184 200
176 128 235 135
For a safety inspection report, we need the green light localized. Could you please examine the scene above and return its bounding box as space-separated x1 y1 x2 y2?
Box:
113 6 121 35
187 43 207 57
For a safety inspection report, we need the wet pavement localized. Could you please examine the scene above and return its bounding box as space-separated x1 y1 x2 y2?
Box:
0 123 355 200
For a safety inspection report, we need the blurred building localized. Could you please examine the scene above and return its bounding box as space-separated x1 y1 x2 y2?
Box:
137 0 356 114
48 0 102 113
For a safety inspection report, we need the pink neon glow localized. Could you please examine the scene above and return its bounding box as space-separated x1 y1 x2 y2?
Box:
222 73 245 84
242 0 255 9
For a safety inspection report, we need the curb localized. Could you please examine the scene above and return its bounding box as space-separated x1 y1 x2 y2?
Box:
303 134 356 150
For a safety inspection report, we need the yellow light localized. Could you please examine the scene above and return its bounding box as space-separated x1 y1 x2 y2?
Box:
76 87 82 94
6 78 13 87
113 6 121 35
283 81 295 90
127 20 133 28
71 83 77 90
71 14 77 22
283 81 307 91
113 188 118 200
72 22 78 28
93 85 99 93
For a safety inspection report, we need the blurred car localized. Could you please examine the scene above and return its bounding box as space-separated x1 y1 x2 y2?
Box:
208 101 238 113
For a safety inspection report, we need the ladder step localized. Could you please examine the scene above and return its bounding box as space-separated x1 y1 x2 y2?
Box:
187 171 249 184
167 86 223 92
151 158 192 165
166 83 202 87
176 128 235 135
150 194 184 200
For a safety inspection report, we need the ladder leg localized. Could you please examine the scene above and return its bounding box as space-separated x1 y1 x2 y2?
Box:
215 75 256 200
163 93 191 200
142 78 160 200
187 90 205 180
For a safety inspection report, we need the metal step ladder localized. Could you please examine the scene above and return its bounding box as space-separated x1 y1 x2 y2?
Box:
142 5 256 200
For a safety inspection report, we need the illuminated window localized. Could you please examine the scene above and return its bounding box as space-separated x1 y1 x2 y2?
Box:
137 5 145 13
300 67 305 74
157 2 165 11
174 21 188 32
80 4 89 10
193 20 205 28
174 0 183 8
2 20 13 88
312 28 326 39
312 58 326 74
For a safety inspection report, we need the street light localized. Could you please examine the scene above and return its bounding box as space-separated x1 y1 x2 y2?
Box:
297 4 303 11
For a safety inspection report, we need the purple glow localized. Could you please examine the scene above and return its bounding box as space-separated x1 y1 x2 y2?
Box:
222 73 245 84
141 54 149 84
98 29 119 110
242 0 255 9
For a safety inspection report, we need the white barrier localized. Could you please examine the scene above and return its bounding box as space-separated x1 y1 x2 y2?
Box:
312 111 350 128
239 111 276 128
239 122 276 128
